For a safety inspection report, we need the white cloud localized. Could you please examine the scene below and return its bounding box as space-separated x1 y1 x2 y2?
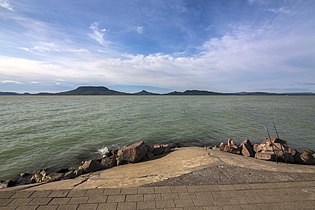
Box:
88 22 107 46
137 26 144 34
1 80 22 84
267 7 294 15
0 0 14 11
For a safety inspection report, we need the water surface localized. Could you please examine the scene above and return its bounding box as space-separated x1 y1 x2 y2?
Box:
0 96 314 180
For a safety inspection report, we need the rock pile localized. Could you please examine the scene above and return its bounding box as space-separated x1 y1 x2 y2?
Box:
217 136 315 165
0 141 171 189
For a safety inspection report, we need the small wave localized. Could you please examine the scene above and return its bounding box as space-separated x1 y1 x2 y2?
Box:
97 146 109 158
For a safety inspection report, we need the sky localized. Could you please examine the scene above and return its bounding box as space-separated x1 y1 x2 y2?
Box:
0 0 315 93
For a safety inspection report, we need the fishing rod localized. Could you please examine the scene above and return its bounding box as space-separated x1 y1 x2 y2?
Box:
265 124 278 163
273 122 287 163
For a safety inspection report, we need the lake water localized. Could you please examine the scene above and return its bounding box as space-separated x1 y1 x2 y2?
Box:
1 96 315 180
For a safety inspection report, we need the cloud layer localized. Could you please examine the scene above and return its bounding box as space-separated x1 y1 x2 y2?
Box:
0 0 314 93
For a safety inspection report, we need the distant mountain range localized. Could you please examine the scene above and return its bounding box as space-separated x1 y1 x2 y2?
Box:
0 86 314 96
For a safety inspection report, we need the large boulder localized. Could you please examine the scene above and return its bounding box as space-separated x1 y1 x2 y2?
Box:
153 144 171 155
100 156 117 169
117 141 148 165
79 159 102 173
296 150 315 165
241 139 255 157
31 169 47 183
255 152 276 161
16 173 33 185
0 180 16 189
42 173 64 182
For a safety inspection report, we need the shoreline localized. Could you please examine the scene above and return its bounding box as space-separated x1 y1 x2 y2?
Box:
2 146 315 192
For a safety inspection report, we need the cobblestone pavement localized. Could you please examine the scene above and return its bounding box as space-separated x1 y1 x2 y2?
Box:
1 181 315 210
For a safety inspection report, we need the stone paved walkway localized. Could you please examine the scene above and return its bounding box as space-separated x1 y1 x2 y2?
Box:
1 181 315 210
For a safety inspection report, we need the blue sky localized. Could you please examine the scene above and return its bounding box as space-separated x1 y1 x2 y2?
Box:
0 0 315 93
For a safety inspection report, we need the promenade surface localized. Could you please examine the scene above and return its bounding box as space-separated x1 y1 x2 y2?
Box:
1 181 315 210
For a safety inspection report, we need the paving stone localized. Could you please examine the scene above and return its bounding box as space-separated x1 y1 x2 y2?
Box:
107 195 125 203
12 191 34 198
193 198 213 207
126 194 143 202
202 185 220 192
37 205 59 210
138 187 154 194
48 190 69 198
67 189 86 197
117 202 137 210
8 198 32 206
156 200 175 208
57 204 78 210
85 189 104 196
67 197 89 204
0 192 14 199
227 191 247 198
211 197 231 206
174 200 195 208
178 193 196 200
293 200 315 209
186 186 204 192
203 206 223 210
228 197 249 205
16 206 38 210
87 195 108 203
221 205 242 210
0 206 17 210
0 199 12 207
137 201 156 209
120 188 137 195
154 186 171 194
171 186 187 193
27 198 52 206
103 188 121 195
143 194 161 201
183 207 203 210
195 192 214 200
164 208 183 210
77 203 98 210
217 185 235 191
49 197 70 205
97 202 117 210
212 191 230 198
30 191 52 198
161 193 180 201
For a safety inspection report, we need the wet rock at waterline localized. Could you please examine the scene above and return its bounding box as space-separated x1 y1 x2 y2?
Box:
2 140 173 189
117 141 148 165
218 136 315 165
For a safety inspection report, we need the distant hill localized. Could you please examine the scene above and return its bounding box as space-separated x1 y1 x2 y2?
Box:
0 91 20 95
1 86 314 96
133 90 159 95
57 86 129 95
165 90 223 95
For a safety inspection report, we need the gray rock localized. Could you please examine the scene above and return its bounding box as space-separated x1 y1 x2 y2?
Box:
63 170 76 179
241 139 255 157
255 152 276 161
79 160 102 173
0 180 16 189
117 140 147 165
100 156 117 169
16 173 33 185
146 151 155 160
299 150 315 165
43 173 64 182
31 169 47 183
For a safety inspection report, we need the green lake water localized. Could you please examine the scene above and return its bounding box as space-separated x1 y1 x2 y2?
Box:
0 96 314 180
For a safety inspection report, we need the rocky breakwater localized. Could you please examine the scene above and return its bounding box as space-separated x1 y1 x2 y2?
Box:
0 141 171 189
217 137 315 165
